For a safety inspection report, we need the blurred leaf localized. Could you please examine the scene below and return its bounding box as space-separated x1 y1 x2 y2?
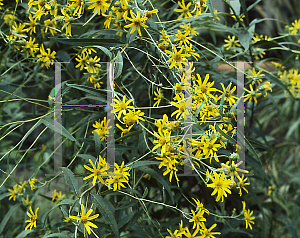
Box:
50 37 125 46
91 193 120 238
42 232 72 238
62 167 79 196
91 45 112 59
0 203 21 234
230 0 241 15
114 51 123 79
93 129 101 156
138 166 174 204
238 24 255 51
15 230 34 238
41 116 81 147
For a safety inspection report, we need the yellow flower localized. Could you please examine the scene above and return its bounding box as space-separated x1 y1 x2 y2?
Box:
123 108 145 126
189 209 206 230
174 30 192 47
75 52 90 71
174 0 192 19
63 216 71 223
61 8 73 36
25 14 38 34
69 204 99 235
44 19 57 36
124 10 148 37
143 174 151 180
84 55 101 73
242 201 255 230
25 206 39 230
114 161 130 180
224 35 241 51
199 223 221 238
236 175 250 196
202 138 221 163
246 68 265 85
7 184 20 201
207 171 231 202
28 177 37 191
106 172 129 191
116 123 133 137
22 195 32 206
83 156 109 185
69 0 84 17
268 185 275 196
143 9 159 20
111 95 134 119
20 37 38 58
289 19 300 35
259 81 272 97
179 22 199 36
52 190 65 205
103 11 114 29
192 198 209 215
152 128 171 156
244 84 262 104
218 82 238 106
165 45 190 70
88 0 109 15
153 88 162 107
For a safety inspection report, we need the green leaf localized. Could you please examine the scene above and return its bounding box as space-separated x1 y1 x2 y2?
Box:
238 24 255 51
49 37 125 47
90 46 112 59
216 124 237 144
93 129 101 156
41 117 81 147
43 199 76 224
131 161 161 168
0 192 9 201
62 167 79 196
207 0 216 21
77 154 97 164
247 0 262 11
253 39 281 49
91 193 120 238
0 203 21 234
142 187 148 199
114 130 142 142
219 83 231 117
138 166 174 204
230 0 241 15
114 51 123 79
0 46 9 65
42 232 72 238
286 117 300 138
244 135 261 164
15 230 34 238
65 83 106 98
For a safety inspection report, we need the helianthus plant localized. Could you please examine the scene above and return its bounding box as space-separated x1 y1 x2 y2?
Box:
0 0 300 237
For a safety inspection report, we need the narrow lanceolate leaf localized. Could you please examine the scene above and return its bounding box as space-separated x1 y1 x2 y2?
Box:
244 136 262 164
114 51 123 79
91 193 120 238
15 230 34 238
49 37 125 46
0 203 21 234
42 231 73 238
138 166 174 204
43 199 76 224
216 124 237 144
41 117 81 147
93 129 101 156
91 46 112 59
62 167 79 196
